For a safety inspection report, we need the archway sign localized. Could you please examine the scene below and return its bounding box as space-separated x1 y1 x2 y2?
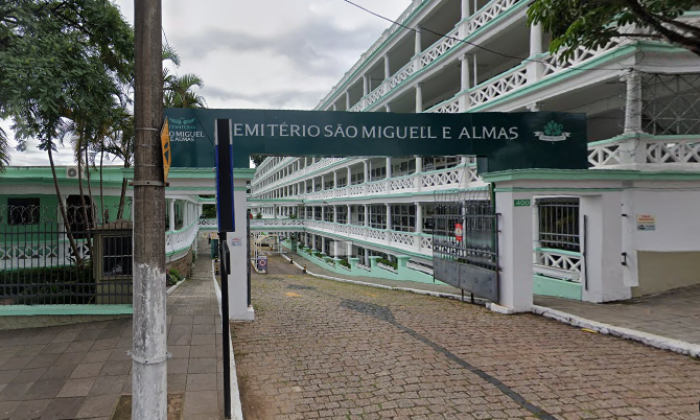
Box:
165 108 586 171
164 108 586 419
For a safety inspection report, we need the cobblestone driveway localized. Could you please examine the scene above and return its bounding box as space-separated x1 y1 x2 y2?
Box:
232 257 700 420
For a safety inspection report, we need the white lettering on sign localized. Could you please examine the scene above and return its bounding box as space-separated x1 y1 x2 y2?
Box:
228 123 521 140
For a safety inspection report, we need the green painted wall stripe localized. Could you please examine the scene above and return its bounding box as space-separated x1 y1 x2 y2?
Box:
0 304 133 316
533 275 582 301
483 168 700 183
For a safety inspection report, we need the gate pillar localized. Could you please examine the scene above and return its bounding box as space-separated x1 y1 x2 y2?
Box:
223 177 255 321
493 189 535 313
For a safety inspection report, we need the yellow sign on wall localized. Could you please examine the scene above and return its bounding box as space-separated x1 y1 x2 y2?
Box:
161 118 171 182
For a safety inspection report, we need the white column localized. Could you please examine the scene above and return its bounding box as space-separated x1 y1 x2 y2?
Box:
416 157 423 173
415 83 423 113
362 74 369 96
623 70 643 134
333 206 338 224
415 203 423 234
363 161 369 183
383 55 391 80
414 27 422 56
332 103 337 111
528 24 544 82
385 204 392 231
333 171 338 188
460 54 471 112
385 104 391 113
321 206 325 221
321 174 325 190
347 166 352 185
168 199 175 232
494 190 534 312
460 54 471 91
473 54 478 87
364 205 369 227
386 158 392 179
321 236 326 254
461 0 471 19
345 91 351 109
347 205 351 225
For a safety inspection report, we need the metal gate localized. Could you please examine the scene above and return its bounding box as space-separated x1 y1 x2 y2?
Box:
432 187 499 302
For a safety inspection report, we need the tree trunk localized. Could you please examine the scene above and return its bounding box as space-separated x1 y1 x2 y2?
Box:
117 161 130 219
77 141 94 260
47 146 83 266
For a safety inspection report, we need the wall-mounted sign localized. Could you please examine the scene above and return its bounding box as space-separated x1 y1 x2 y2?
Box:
636 214 656 231
514 199 531 207
164 108 588 173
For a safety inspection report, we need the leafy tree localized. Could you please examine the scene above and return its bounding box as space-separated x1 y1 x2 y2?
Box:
0 0 134 264
163 47 207 109
250 154 266 167
527 0 700 59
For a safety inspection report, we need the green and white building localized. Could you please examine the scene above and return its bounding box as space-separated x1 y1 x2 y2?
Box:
248 0 700 309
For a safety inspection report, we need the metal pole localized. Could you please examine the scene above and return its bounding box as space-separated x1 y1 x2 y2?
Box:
132 0 166 417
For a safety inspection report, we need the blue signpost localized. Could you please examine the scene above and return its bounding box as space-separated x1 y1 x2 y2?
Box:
214 119 234 419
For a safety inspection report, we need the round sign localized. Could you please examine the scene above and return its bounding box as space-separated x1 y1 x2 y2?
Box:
258 258 267 268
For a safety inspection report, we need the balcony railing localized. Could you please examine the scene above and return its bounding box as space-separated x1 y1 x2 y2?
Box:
588 134 700 170
251 218 435 257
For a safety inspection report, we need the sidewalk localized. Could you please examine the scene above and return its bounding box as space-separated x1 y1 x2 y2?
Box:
535 285 700 347
0 236 224 420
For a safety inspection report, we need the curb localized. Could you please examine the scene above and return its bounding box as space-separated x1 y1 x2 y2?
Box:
211 260 245 420
166 279 186 297
532 304 700 359
280 253 488 305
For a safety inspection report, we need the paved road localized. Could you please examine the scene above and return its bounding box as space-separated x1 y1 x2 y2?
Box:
232 256 700 420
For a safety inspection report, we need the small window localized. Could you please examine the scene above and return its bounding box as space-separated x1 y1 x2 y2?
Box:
7 198 40 225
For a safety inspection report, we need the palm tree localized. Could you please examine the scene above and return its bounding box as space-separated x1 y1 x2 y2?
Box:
0 127 9 172
164 73 207 109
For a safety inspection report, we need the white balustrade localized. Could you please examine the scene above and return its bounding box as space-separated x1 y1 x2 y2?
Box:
367 181 388 194
419 26 461 68
421 167 463 189
165 221 198 256
390 232 416 247
465 0 523 37
427 97 460 114
0 239 90 271
534 248 582 282
390 177 417 191
541 42 616 77
588 135 700 169
469 66 528 106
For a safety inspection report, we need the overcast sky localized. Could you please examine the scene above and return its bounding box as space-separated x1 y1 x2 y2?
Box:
4 0 409 167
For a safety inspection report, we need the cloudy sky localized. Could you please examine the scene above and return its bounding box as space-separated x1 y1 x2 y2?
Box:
4 0 409 167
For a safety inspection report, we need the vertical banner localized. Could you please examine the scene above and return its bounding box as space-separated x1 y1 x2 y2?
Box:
455 223 463 242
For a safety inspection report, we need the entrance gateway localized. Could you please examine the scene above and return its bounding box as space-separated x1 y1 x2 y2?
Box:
165 108 585 418
165 107 586 305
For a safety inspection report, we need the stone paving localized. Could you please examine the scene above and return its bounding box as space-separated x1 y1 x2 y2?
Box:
232 255 700 420
536 285 700 345
0 236 224 420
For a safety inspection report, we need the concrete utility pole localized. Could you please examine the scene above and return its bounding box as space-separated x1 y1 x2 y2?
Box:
133 0 167 418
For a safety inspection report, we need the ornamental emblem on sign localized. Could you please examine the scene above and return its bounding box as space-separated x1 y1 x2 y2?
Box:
534 120 571 142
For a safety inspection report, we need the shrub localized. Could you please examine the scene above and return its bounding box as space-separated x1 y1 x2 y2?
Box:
314 252 324 259
377 258 398 270
1 265 95 305
255 212 262 219
339 259 351 268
